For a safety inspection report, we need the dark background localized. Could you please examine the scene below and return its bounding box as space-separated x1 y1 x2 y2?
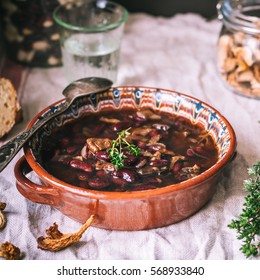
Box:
113 0 219 19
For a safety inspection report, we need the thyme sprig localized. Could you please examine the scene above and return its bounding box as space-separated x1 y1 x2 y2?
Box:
228 162 260 258
108 127 141 170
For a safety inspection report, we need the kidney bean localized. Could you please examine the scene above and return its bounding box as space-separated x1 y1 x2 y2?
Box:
112 176 126 186
159 131 169 139
122 148 131 156
66 145 78 154
147 143 166 152
186 148 195 157
193 146 210 158
173 120 184 129
131 184 156 191
123 154 137 166
132 112 147 122
103 130 118 139
149 129 160 137
93 123 106 136
72 134 86 145
53 149 61 157
152 123 170 131
113 185 128 192
95 151 110 161
122 169 137 182
112 168 137 183
112 121 132 132
187 147 209 159
62 157 74 165
77 172 89 181
133 121 142 127
112 169 121 177
88 177 110 189
137 141 147 149
96 170 108 177
70 159 93 173
60 137 70 147
173 162 183 173
149 159 168 167
174 173 187 182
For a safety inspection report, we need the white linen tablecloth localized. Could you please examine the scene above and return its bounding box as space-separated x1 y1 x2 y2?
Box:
1 13 260 260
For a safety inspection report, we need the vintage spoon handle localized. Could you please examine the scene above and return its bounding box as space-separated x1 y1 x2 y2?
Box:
0 77 113 173
0 102 67 172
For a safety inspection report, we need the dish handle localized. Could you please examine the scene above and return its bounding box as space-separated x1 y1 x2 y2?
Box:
14 156 59 206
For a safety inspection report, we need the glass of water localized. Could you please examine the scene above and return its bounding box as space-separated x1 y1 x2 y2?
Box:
53 0 128 83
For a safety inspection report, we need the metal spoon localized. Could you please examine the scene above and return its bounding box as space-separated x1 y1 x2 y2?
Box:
0 77 113 172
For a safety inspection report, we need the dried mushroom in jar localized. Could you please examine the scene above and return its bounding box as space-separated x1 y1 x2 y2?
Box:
218 31 260 97
217 0 260 98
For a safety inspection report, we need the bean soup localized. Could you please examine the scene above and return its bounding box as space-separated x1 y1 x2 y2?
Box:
42 109 219 191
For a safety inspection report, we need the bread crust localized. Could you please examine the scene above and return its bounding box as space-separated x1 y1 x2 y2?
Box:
0 77 19 138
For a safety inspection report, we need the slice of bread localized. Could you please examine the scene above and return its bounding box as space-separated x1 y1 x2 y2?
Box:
0 77 21 138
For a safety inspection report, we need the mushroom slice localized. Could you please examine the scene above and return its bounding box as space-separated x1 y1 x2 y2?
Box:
99 116 120 124
86 138 112 153
169 156 186 170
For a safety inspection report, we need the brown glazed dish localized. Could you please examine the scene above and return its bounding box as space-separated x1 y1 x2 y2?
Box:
14 86 237 230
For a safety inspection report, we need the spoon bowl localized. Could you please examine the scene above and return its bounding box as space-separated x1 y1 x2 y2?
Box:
62 77 113 104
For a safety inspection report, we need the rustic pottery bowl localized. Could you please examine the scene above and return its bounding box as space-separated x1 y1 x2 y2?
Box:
14 86 237 230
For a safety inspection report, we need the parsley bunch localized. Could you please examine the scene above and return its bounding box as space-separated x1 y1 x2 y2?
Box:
228 162 260 258
108 128 141 170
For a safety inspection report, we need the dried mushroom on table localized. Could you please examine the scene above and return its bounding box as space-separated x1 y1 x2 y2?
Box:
0 202 22 260
0 242 21 260
218 30 260 97
37 215 95 251
0 202 6 229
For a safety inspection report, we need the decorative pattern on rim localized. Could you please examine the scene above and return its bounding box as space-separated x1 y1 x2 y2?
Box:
29 87 231 164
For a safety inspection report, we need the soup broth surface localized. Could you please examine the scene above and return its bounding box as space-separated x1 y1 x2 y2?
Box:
42 109 218 192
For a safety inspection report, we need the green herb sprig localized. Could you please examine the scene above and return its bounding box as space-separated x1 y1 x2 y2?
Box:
228 162 260 258
108 127 141 170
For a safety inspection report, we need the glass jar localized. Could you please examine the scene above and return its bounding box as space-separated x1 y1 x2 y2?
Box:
217 0 260 98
